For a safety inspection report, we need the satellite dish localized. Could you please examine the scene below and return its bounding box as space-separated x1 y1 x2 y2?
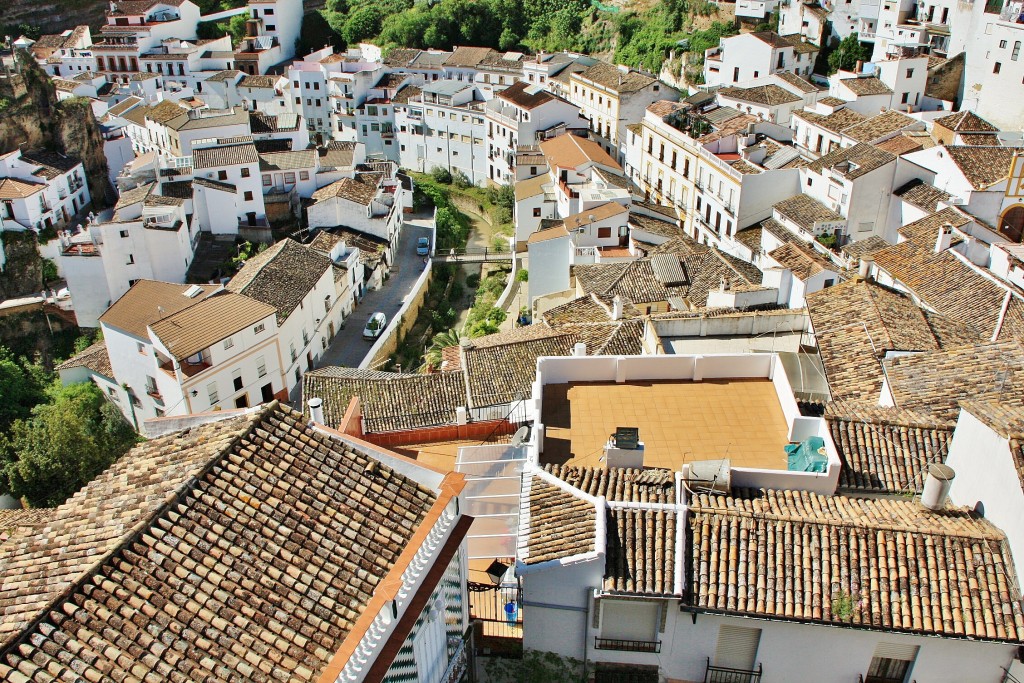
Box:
510 425 530 447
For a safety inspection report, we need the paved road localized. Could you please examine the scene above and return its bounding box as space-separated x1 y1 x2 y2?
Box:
316 217 433 370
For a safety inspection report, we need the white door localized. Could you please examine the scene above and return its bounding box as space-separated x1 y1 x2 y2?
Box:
413 599 447 683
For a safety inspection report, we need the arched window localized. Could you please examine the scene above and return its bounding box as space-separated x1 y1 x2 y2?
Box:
1000 205 1024 243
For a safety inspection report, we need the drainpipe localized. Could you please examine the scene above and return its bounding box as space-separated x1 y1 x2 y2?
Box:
581 589 591 683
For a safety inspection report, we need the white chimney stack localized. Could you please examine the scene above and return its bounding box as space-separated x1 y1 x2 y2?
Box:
921 463 955 511
308 397 324 425
573 342 587 356
935 223 954 253
858 255 874 278
612 295 623 321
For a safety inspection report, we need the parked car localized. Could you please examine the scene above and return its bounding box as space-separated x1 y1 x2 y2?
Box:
362 312 387 340
416 236 430 256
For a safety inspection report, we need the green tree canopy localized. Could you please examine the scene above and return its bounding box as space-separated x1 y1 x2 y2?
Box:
827 32 871 74
4 382 138 507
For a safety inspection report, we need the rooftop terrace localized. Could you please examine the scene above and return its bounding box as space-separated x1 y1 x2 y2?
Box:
540 379 790 470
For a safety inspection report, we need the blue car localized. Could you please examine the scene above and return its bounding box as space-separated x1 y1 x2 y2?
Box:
416 237 430 256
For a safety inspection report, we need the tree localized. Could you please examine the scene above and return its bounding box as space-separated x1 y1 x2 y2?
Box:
5 382 138 507
827 32 871 74
0 348 48 434
342 6 383 44
424 328 462 370
499 27 520 51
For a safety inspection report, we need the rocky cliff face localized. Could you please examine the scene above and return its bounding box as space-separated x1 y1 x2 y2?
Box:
0 54 112 209
2 0 109 35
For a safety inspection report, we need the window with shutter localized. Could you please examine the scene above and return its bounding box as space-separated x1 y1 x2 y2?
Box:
714 625 761 671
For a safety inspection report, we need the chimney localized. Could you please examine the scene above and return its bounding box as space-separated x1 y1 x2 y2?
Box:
573 342 587 356
855 60 864 73
935 222 954 253
308 398 324 425
858 255 874 279
920 463 955 511
612 295 623 321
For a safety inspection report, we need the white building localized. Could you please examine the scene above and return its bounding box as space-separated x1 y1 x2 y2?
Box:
395 81 487 185
191 137 268 234
58 182 196 327
704 31 820 88
512 352 1024 683
483 81 587 185
0 149 91 232
96 280 284 428
307 169 404 246
565 61 680 162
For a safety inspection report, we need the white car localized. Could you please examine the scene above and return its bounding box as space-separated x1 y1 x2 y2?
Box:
362 312 387 340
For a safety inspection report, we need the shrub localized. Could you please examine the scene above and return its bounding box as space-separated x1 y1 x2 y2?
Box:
429 166 453 184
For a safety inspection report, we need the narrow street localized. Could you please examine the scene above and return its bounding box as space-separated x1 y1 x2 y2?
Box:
317 216 433 369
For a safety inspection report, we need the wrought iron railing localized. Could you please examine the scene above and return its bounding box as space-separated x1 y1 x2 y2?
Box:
595 637 662 653
704 658 763 683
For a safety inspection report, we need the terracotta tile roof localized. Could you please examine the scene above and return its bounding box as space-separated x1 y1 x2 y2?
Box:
392 84 423 105
520 474 596 565
309 229 388 268
301 367 468 432
766 241 836 280
0 509 55 544
239 74 278 88
818 96 847 106
718 84 801 106
318 140 357 169
775 71 820 94
944 145 1015 189
842 110 918 143
687 487 1024 641
539 134 620 171
628 213 685 240
464 331 577 407
827 408 953 493
792 107 867 133
192 141 259 169
558 319 646 355
883 340 1024 419
99 280 222 339
773 194 843 232
957 132 1001 146
149 291 276 361
0 178 44 199
0 403 441 678
444 46 495 68
646 100 689 117
896 206 969 242
875 134 928 155
839 76 893 96
841 235 890 260
250 111 301 133
806 279 982 400
575 259 682 305
893 178 952 212
54 340 113 378
605 507 678 595
872 230 1017 338
383 47 420 66
934 110 998 132
574 61 657 93
258 148 316 171
21 150 81 180
204 68 242 82
542 294 638 325
227 239 331 323
311 173 382 206
497 80 554 110
543 464 674 503
806 142 896 179
729 158 762 175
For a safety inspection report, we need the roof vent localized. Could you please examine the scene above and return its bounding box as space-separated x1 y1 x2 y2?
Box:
308 397 324 425
921 463 955 511
183 285 203 298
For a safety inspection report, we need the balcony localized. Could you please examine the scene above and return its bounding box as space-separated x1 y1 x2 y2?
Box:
160 358 211 379
704 659 763 683
594 637 661 654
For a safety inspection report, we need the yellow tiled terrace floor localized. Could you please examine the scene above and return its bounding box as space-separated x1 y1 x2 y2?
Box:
540 379 791 470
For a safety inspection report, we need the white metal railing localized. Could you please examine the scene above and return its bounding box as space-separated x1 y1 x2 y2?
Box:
337 500 459 681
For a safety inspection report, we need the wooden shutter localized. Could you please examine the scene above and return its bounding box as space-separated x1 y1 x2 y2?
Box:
714 625 761 670
600 600 659 641
872 642 919 661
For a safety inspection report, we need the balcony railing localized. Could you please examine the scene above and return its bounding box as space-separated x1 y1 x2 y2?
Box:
858 676 915 683
594 637 661 653
704 658 763 683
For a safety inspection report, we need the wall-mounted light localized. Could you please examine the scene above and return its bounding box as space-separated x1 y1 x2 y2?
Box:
191 389 198 397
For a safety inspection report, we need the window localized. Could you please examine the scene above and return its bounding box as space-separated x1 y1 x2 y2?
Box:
126 253 134 265
533 208 541 217
733 66 740 81
137 342 145 354
295 96 300 105
233 371 243 392
1013 41 1021 61
866 643 918 683
994 62 1002 73
256 355 267 378
244 191 253 201
299 170 309 180
289 342 297 362
254 323 265 334
284 172 296 184
714 626 761 672
119 229 129 238
224 337 234 349
1000 39 1008 48
906 68 914 77
901 92 909 104
241 168 250 178
217 170 227 180
262 174 272 186
598 226 612 238
265 7 274 13
206 382 219 404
